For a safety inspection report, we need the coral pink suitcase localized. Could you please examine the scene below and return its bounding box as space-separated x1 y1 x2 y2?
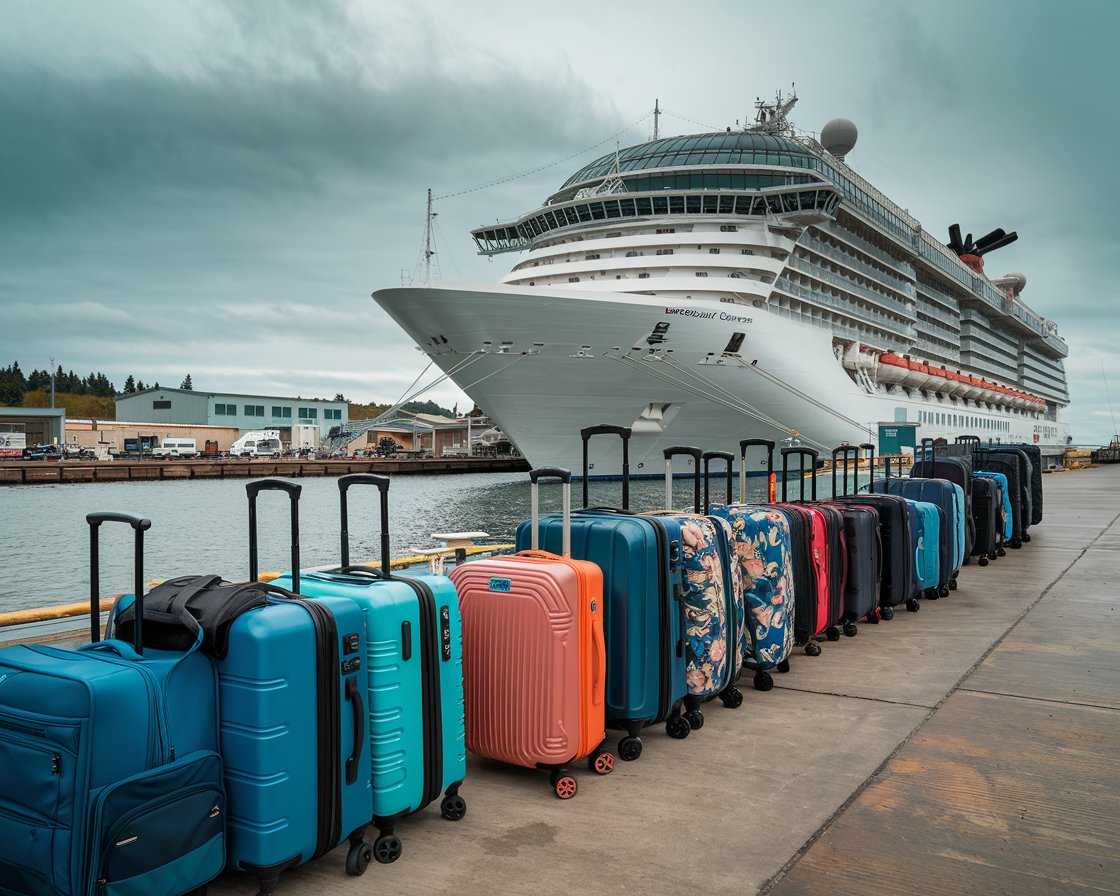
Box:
450 468 612 800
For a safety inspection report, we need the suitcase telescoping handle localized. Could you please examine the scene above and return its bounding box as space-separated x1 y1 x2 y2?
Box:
918 436 936 479
663 446 702 513
581 424 631 510
831 445 860 498
738 439 775 502
246 479 302 593
702 450 734 513
956 434 981 467
87 512 151 650
781 447 819 502
529 467 572 557
337 474 392 578
860 443 875 489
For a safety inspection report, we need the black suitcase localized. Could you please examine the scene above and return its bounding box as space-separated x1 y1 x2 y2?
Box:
1010 444 1044 524
969 476 999 563
913 439 975 561
825 446 882 629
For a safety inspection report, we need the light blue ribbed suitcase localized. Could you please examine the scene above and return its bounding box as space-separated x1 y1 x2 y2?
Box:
271 474 467 865
515 425 692 762
0 513 224 896
905 499 942 594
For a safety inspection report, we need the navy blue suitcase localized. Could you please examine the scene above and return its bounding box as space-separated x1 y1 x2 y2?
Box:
0 513 224 896
270 474 467 864
516 424 692 760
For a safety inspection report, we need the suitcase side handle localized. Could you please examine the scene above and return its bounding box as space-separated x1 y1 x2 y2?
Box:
581 424 631 510
702 450 734 513
246 478 302 593
530 466 571 557
87 512 151 651
738 439 775 502
663 446 702 513
337 474 392 577
345 677 365 786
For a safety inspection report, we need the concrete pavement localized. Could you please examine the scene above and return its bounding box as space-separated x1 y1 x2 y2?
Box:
207 465 1120 896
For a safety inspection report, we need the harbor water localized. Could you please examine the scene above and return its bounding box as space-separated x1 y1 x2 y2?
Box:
0 471 778 613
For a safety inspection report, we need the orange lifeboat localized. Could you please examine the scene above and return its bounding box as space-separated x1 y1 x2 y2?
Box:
959 373 982 400
877 352 909 386
903 359 932 389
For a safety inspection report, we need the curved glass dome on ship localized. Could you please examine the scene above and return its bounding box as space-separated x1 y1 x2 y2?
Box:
559 131 820 193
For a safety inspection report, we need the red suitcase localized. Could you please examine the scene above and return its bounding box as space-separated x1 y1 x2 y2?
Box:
450 467 612 800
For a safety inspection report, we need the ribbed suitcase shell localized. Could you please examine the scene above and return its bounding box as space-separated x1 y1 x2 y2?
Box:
976 471 1013 541
272 570 467 827
905 499 942 592
970 477 999 560
774 504 838 636
707 504 795 671
828 504 880 622
830 494 913 608
218 597 371 882
517 511 688 737
451 552 606 768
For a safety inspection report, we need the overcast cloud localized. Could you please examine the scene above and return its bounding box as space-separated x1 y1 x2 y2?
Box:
1 0 1118 442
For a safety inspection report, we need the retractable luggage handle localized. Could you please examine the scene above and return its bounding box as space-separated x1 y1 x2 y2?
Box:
702 450 734 513
781 447 819 502
581 424 631 510
956 434 982 469
738 439 774 503
919 436 936 478
663 446 702 512
87 512 151 650
529 467 572 556
861 443 875 490
831 445 860 497
246 479 302 593
338 473 392 578
883 455 905 481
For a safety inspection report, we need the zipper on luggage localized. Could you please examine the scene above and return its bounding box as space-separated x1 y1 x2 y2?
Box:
648 519 676 723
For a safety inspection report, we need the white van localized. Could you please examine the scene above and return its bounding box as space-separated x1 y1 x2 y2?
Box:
230 430 282 458
152 437 198 458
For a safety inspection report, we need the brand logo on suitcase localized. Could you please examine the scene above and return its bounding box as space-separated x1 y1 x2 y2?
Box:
488 577 511 592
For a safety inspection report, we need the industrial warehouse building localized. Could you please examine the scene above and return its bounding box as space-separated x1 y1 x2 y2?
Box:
113 388 348 436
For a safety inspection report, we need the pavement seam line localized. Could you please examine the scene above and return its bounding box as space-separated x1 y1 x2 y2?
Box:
757 507 1120 896
957 686 1120 713
774 685 934 709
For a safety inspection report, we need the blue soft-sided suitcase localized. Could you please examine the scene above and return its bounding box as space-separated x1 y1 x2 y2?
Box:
515 425 692 761
0 513 224 896
270 474 467 864
905 499 941 594
218 481 373 895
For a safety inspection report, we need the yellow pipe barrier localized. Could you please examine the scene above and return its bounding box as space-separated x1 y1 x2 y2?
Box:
1 545 514 630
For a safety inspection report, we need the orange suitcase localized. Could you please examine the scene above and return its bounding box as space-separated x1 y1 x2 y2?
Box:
450 467 612 799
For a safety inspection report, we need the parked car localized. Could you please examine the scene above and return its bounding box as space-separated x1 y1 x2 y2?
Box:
22 444 62 460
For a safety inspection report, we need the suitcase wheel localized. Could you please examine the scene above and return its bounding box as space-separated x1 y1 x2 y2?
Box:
804 640 822 657
825 626 841 642
440 793 467 821
979 556 989 567
549 771 578 799
685 709 705 730
906 598 921 613
619 734 647 757
665 715 690 741
947 579 958 592
752 671 773 692
1011 538 1022 549
719 686 743 709
777 659 791 673
1022 532 1031 543
842 621 858 638
997 548 1007 557
373 834 402 865
880 606 895 621
346 840 373 876
865 611 880 625
938 585 951 598
589 751 615 775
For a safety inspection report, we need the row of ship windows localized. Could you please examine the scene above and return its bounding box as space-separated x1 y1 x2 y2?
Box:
553 270 774 283
918 410 1013 430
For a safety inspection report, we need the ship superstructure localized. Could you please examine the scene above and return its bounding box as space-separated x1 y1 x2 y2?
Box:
374 92 1070 474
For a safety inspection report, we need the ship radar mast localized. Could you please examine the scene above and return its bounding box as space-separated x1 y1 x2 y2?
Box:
752 85 797 135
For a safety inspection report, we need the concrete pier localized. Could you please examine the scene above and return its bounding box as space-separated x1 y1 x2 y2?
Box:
195 466 1120 895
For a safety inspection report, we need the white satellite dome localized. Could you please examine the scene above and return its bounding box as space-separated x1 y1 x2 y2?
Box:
821 118 858 159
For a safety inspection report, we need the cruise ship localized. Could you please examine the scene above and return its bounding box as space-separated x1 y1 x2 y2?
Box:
373 92 1070 476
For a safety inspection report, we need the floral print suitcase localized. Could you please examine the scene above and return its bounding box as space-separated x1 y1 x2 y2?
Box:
709 504 796 688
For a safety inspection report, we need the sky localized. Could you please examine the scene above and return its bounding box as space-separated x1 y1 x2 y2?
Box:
2 0 1118 443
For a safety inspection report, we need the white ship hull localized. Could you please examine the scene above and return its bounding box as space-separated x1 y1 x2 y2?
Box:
375 284 1069 475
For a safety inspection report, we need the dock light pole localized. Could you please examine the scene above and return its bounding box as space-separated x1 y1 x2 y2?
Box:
49 356 55 409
